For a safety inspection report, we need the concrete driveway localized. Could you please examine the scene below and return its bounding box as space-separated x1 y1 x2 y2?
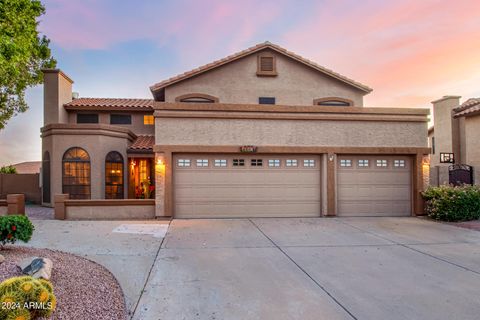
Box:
133 217 480 320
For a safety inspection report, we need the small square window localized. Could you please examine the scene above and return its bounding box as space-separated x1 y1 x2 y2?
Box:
214 159 227 167
196 159 208 167
251 159 263 166
144 115 154 125
286 159 298 167
233 159 245 167
340 159 352 167
394 160 405 167
304 159 315 167
358 159 369 167
177 159 191 167
376 159 388 167
259 97 276 105
268 159 280 167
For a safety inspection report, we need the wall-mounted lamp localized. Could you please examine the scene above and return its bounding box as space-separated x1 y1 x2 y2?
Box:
328 154 335 162
156 158 163 166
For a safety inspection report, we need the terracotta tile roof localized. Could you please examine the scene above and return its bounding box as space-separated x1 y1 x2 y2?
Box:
150 41 372 94
65 98 154 111
128 135 155 152
453 98 480 117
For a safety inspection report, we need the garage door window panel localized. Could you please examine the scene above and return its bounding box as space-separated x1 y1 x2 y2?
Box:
394 160 406 168
268 159 280 167
233 159 245 167
251 159 263 167
376 159 388 167
304 159 316 167
196 159 209 167
214 159 227 167
177 159 191 167
340 159 352 167
358 159 369 167
286 159 298 167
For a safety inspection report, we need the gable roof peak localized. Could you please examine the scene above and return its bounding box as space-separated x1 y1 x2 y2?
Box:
150 42 372 96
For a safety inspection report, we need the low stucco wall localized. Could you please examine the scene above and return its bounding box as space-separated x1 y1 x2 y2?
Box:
0 174 41 204
55 197 156 220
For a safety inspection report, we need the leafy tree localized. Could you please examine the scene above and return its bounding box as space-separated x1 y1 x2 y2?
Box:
0 0 56 129
0 165 17 173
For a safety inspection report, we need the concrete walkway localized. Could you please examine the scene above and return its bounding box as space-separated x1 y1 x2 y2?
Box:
23 219 169 318
133 217 480 320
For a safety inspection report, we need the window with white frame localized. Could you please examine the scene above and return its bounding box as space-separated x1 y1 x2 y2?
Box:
233 159 245 166
177 159 191 167
196 159 208 167
251 159 263 167
268 159 280 167
214 159 227 167
340 159 352 167
376 159 388 167
394 159 406 167
304 159 315 167
358 159 369 167
286 159 298 167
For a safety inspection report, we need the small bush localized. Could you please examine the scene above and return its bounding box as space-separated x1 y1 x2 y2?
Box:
0 216 34 246
0 165 17 174
0 276 56 319
423 185 480 222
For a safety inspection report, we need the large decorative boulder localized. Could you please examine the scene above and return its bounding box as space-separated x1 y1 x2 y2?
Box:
17 257 53 280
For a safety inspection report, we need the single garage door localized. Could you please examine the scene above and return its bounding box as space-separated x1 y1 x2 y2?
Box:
337 155 412 216
173 154 321 218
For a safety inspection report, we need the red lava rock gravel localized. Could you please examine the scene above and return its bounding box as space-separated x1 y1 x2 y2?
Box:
0 246 127 320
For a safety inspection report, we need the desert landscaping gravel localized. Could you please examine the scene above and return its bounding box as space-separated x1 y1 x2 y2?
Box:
0 246 126 320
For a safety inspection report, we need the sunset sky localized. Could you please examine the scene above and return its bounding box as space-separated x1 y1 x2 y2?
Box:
1 0 479 165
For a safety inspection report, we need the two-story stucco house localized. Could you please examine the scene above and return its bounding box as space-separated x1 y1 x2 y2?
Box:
41 42 430 218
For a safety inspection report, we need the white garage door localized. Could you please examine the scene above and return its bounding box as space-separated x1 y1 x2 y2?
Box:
173 154 321 218
337 155 412 216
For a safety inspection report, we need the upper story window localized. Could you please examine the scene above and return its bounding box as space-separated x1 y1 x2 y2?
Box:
144 115 154 125
314 97 353 107
77 113 98 124
259 97 276 105
175 93 219 103
257 52 277 77
111 114 132 125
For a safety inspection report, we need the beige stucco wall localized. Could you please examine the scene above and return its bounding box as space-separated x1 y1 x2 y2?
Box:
164 49 366 107
430 96 460 166
42 131 131 204
68 111 155 135
66 204 155 220
465 116 480 184
155 118 427 148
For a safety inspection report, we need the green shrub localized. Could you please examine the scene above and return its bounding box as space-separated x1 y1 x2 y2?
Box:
0 216 34 246
0 276 56 319
423 185 480 221
0 165 17 174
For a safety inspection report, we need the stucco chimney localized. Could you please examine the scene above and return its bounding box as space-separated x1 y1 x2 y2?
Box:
42 69 74 126
430 95 461 166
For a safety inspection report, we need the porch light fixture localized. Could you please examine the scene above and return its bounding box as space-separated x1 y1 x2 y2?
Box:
156 158 164 166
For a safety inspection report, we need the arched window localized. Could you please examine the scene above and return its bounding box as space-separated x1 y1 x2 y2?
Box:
62 147 91 199
42 151 51 203
313 97 353 107
105 151 124 199
175 93 219 103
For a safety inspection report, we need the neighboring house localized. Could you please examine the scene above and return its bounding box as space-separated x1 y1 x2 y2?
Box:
41 42 430 218
429 96 480 185
12 161 41 174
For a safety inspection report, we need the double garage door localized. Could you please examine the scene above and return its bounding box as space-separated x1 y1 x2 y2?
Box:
174 154 321 218
173 154 412 218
